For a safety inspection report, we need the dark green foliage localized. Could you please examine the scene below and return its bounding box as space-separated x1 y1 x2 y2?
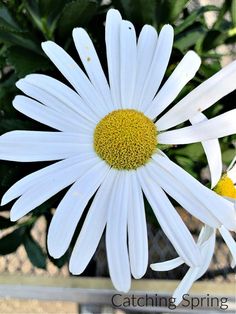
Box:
0 226 25 254
23 232 47 269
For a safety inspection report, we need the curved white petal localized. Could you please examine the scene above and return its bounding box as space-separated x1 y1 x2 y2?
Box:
41 41 108 117
219 226 236 265
173 268 200 305
150 257 184 272
133 25 158 110
10 156 99 221
48 160 109 258
152 153 236 231
106 171 131 292
139 25 174 111
105 9 122 109
128 171 148 279
157 60 236 130
138 165 201 267
151 153 220 227
120 20 137 108
190 113 222 189
13 95 92 133
17 74 99 123
2 153 96 206
72 28 113 112
0 131 92 162
195 226 215 281
173 226 215 305
158 109 236 144
69 169 116 275
145 51 201 119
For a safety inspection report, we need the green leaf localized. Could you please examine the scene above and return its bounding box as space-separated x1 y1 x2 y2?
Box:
39 0 71 19
222 148 236 164
155 0 189 25
118 0 156 25
198 61 221 78
0 30 39 53
175 143 204 160
57 0 98 39
0 3 22 33
213 0 232 29
175 5 219 35
7 46 53 77
231 0 236 26
175 155 197 178
0 119 38 134
24 233 47 269
0 216 15 229
201 29 228 52
174 26 206 52
0 227 25 255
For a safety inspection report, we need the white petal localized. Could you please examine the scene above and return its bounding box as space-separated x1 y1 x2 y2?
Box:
190 113 222 188
69 169 116 274
132 25 158 110
48 160 109 258
150 257 184 271
219 226 236 265
41 41 108 117
153 154 236 230
17 74 99 123
0 131 92 162
152 153 236 230
120 20 137 108
173 268 200 305
157 60 236 130
197 224 215 246
128 171 148 279
10 155 99 221
139 25 174 111
106 171 131 292
195 225 215 280
2 153 96 206
151 153 220 227
72 28 113 111
105 9 122 109
158 109 236 144
138 165 201 267
173 226 215 305
13 95 92 133
145 51 201 119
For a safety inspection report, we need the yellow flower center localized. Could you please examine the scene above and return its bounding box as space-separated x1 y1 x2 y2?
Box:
214 175 236 199
94 109 157 170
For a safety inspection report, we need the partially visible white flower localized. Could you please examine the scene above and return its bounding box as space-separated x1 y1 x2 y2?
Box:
151 113 236 305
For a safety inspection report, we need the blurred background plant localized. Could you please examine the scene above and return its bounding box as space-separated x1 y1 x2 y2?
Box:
0 0 235 275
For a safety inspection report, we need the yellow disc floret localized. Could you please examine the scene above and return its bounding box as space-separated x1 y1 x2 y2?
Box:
94 109 157 170
214 175 236 199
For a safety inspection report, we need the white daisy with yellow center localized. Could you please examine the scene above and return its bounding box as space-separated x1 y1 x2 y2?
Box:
1 9 236 292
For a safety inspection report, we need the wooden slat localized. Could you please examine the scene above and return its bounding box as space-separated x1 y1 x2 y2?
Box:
0 274 235 296
0 275 235 313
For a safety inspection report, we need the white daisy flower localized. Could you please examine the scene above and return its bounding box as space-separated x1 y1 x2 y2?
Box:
151 114 236 305
1 9 236 292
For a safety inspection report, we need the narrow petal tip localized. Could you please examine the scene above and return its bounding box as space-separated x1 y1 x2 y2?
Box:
9 211 19 222
47 244 63 260
68 260 83 276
